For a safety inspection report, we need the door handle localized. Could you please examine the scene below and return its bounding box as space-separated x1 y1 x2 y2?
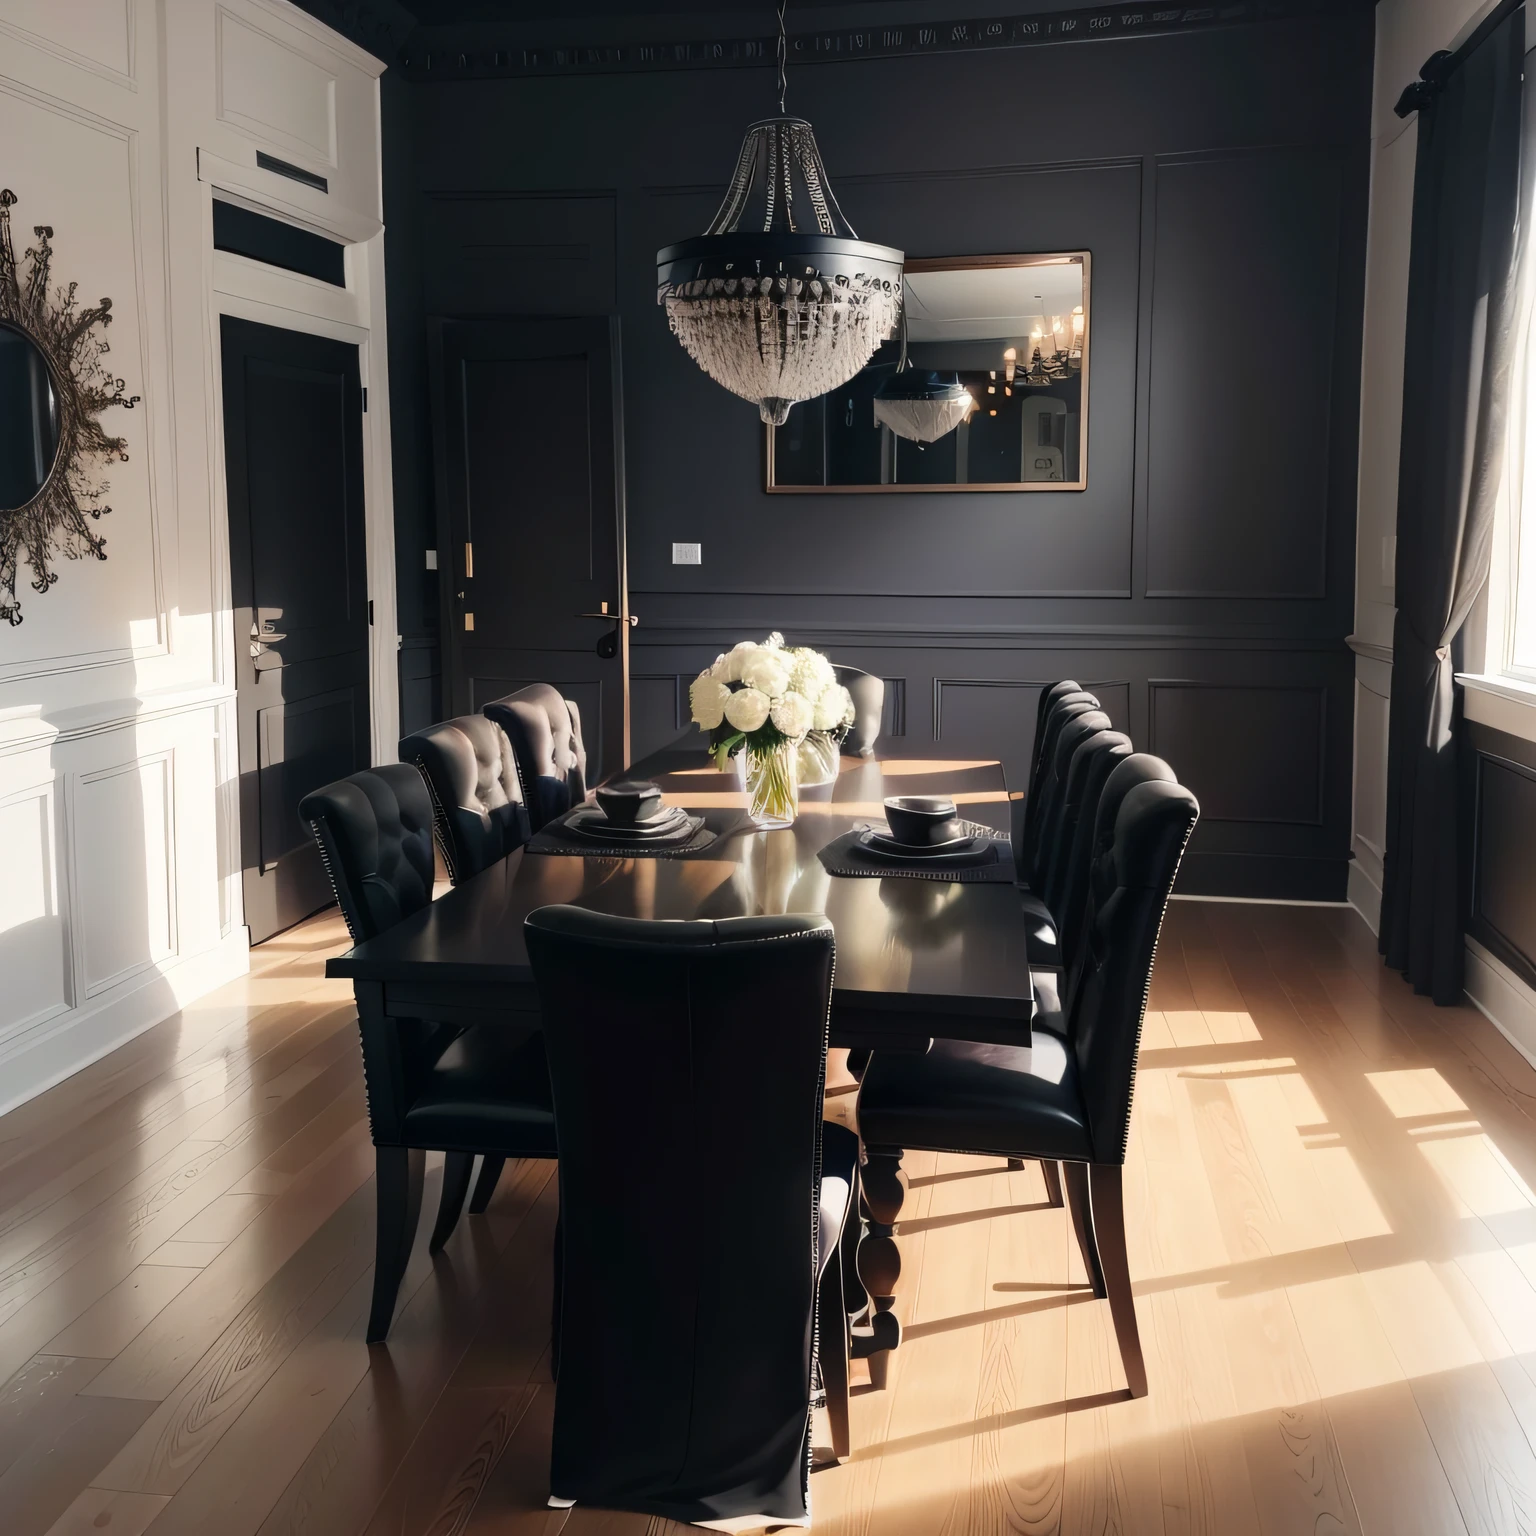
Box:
576 607 638 661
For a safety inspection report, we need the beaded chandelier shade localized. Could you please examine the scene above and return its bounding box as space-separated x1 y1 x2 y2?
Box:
656 116 904 426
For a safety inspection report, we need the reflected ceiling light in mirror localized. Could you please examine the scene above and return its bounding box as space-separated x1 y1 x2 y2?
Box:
655 2 903 426
872 307 974 444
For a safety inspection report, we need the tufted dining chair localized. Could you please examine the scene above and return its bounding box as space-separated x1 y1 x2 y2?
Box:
299 764 558 1341
524 906 861 1521
397 715 534 1216
857 759 1199 1398
482 683 589 832
400 715 530 886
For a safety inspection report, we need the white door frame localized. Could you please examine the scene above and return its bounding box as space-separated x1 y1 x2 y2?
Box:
196 165 398 938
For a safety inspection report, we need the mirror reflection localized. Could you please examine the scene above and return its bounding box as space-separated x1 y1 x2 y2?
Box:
767 253 1088 492
0 321 61 511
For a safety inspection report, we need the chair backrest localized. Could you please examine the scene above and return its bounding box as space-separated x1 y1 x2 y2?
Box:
399 715 528 884
482 683 588 832
298 764 435 944
1027 708 1110 887
1029 679 1081 797
1019 691 1098 869
1069 764 1198 1165
1040 728 1133 915
523 906 835 1526
833 664 884 757
1054 732 1137 974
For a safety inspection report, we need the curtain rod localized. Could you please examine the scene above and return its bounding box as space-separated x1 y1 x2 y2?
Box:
1396 0 1523 118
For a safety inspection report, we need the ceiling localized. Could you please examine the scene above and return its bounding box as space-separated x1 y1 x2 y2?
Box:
904 262 1084 344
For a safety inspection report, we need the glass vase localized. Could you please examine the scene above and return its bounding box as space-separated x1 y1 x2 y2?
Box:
736 739 800 829
797 730 841 788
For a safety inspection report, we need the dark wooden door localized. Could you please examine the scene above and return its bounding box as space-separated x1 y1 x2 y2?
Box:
222 316 370 944
431 317 627 780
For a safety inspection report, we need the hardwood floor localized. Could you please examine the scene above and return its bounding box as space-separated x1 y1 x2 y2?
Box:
5 899 1536 1533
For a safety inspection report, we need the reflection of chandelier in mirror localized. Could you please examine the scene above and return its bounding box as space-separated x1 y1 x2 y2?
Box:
1016 304 1086 389
654 2 903 426
872 309 975 444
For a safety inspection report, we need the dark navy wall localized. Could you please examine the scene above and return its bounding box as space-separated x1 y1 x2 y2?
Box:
382 8 1375 897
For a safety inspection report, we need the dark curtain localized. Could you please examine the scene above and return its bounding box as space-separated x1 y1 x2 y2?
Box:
1381 6 1525 1003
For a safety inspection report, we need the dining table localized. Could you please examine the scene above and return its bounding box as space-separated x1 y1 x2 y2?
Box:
326 736 1040 1382
327 737 1037 1048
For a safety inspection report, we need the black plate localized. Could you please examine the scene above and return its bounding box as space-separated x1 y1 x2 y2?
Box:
562 805 695 843
865 827 975 858
858 828 1000 867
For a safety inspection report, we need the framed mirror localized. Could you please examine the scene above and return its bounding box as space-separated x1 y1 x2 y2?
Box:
0 320 61 511
765 251 1089 493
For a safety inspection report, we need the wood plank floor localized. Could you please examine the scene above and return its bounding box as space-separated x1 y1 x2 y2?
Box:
5 900 1536 1533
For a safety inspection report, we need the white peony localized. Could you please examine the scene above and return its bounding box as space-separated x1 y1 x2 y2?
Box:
724 686 771 732
812 683 853 732
771 689 815 740
740 646 791 698
690 674 730 729
715 640 759 683
764 631 786 649
788 647 836 699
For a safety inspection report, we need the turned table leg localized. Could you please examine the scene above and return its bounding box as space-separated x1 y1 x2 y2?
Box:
853 1148 906 1390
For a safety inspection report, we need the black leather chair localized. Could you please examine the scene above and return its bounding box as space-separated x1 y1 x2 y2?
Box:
1018 692 1100 875
856 763 1200 1399
523 906 860 1522
400 715 529 885
1030 678 1084 792
833 664 885 757
398 716 536 1218
299 764 558 1342
482 683 589 832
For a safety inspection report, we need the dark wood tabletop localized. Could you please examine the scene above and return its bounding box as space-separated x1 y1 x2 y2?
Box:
327 740 1035 1046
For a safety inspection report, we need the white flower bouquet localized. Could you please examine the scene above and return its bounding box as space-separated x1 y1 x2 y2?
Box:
689 632 854 826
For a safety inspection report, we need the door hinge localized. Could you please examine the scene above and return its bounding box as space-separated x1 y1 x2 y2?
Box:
368 599 374 626
362 386 368 412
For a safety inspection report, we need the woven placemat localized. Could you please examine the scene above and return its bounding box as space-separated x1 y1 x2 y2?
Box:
818 820 1017 883
526 806 744 858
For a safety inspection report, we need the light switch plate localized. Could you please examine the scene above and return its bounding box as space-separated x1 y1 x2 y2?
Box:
672 542 702 565
425 549 438 571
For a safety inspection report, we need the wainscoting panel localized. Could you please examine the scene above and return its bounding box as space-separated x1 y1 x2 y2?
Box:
1146 149 1348 599
1469 724 1536 993
0 0 133 81
934 677 1132 788
74 751 177 998
0 779 69 1042
218 9 338 167
1149 682 1327 825
631 672 684 762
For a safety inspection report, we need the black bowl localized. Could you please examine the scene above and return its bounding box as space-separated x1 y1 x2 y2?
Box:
595 779 664 827
883 795 960 847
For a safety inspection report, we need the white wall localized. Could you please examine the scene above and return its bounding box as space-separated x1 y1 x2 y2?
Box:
0 0 393 1114
1349 0 1503 930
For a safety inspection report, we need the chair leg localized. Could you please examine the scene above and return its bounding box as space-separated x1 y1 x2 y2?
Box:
468 1154 505 1214
1063 1160 1106 1298
430 1151 475 1253
1088 1164 1147 1398
1040 1159 1064 1207
818 1247 851 1462
840 1170 868 1322
368 1146 424 1344
853 1150 906 1390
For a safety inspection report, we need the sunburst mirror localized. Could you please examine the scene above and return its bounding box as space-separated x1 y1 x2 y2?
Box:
0 187 140 626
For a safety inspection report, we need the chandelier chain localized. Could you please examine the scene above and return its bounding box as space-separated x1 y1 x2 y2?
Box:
776 0 787 113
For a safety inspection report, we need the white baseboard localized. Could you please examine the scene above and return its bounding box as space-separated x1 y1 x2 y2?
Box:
1466 937 1536 1071
0 929 251 1119
1347 858 1383 935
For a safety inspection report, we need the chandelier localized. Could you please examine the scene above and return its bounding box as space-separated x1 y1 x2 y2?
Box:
655 6 903 426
